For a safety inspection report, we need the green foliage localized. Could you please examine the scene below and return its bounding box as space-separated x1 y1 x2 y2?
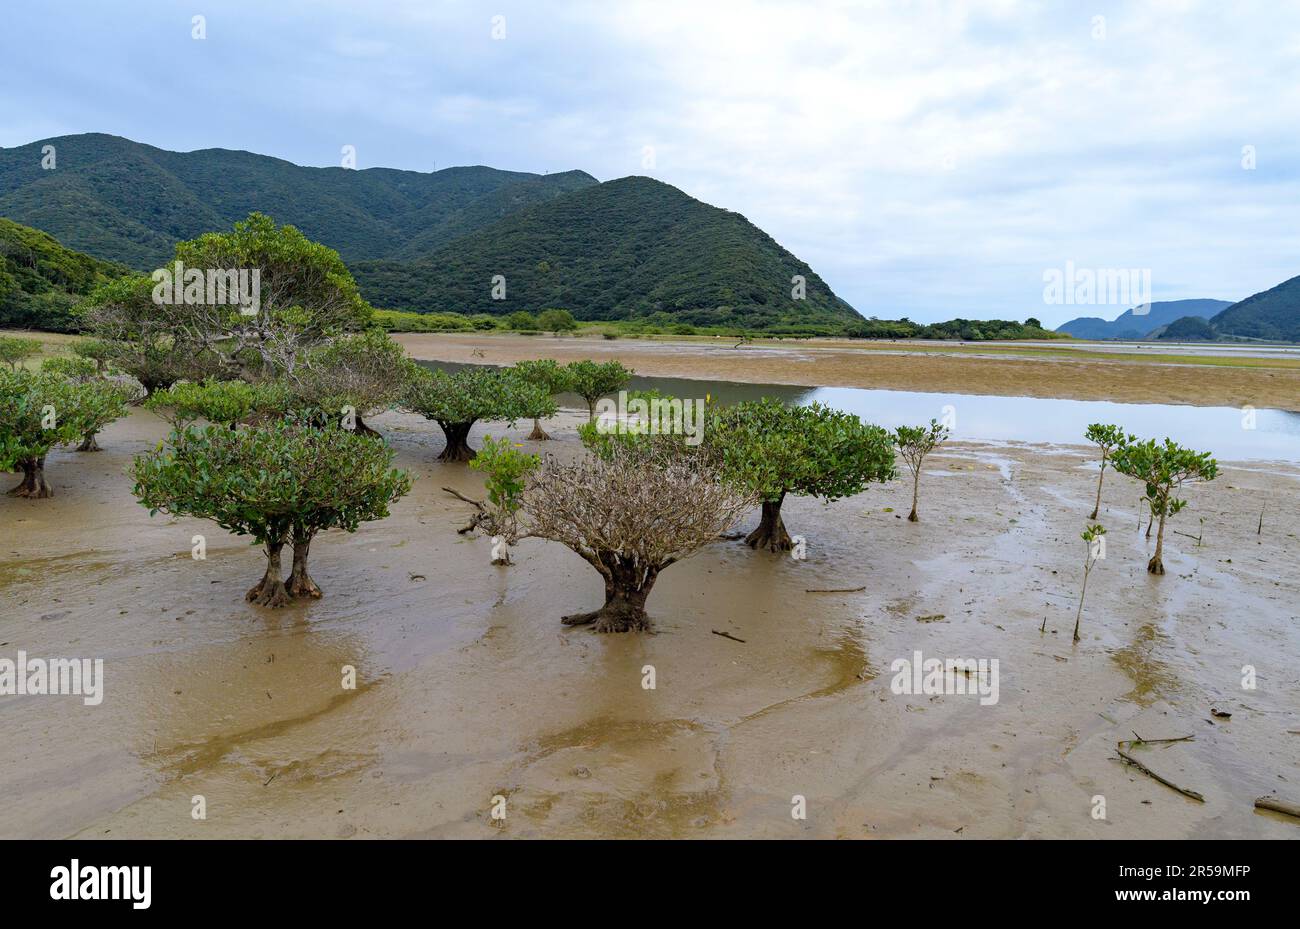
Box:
711 399 896 503
131 419 411 548
1111 438 1219 519
1084 423 1131 451
0 217 129 332
403 366 550 427
0 335 43 369
146 379 290 427
470 435 539 521
1155 315 1217 341
372 308 476 332
505 311 539 331
844 317 1067 341
893 420 950 463
537 308 577 334
512 358 571 395
0 369 131 469
564 359 633 416
40 355 98 380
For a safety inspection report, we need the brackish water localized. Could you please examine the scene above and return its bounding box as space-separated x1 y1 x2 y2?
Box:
422 362 1300 463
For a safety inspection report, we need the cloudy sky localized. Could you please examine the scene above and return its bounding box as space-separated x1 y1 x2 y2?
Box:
3 0 1298 325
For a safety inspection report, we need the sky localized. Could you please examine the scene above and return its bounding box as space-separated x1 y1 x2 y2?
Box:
3 0 1299 326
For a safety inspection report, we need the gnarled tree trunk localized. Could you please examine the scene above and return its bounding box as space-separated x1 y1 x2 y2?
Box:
744 493 792 551
78 431 101 452
8 456 52 498
437 421 476 462
286 533 322 598
527 417 551 441
246 540 292 607
562 558 659 632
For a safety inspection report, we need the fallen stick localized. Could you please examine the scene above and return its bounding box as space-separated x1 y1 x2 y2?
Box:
805 586 866 594
1254 796 1300 819
1116 739 1204 802
711 629 746 643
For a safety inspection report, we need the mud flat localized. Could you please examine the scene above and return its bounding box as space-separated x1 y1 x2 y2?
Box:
394 332 1300 410
2 407 1298 839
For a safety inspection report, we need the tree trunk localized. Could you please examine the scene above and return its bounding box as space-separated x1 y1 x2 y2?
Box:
246 540 292 607
908 471 921 522
1073 566 1091 642
562 559 658 632
586 399 598 423
744 494 793 551
7 456 52 498
77 431 101 452
1089 454 1107 520
437 421 476 462
1149 512 1167 575
527 417 551 441
286 533 322 599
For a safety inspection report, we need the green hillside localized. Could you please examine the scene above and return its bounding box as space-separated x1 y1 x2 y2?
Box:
0 134 597 269
353 177 860 330
1210 274 1300 342
0 218 129 331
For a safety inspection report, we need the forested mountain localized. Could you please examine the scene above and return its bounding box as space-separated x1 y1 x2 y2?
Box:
353 176 861 329
0 134 596 268
1208 275 1300 342
0 218 128 331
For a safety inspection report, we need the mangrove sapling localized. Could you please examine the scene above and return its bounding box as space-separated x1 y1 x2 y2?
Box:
0 370 132 497
131 419 410 607
291 329 418 435
564 359 633 422
892 419 950 522
403 366 549 462
513 359 571 440
710 399 896 551
521 444 754 632
1084 424 1131 520
1111 438 1218 575
1073 524 1106 643
0 336 43 370
466 436 540 564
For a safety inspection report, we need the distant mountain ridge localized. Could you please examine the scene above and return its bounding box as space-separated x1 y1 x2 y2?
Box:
0 133 597 269
1055 299 1232 340
0 134 861 331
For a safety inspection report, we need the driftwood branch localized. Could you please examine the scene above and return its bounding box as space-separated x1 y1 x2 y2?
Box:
442 486 488 534
1116 736 1204 802
1254 796 1300 819
711 629 746 643
805 586 866 594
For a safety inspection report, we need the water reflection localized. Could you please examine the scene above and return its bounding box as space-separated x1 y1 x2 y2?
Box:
421 362 1300 463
